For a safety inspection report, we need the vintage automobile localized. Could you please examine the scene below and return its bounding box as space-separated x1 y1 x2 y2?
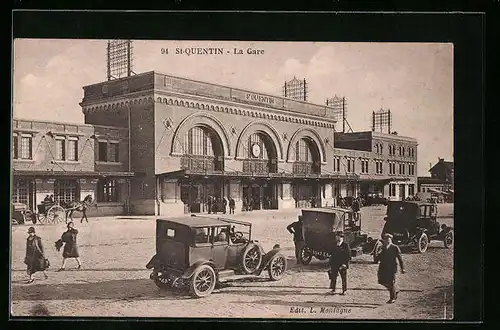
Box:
297 207 376 265
146 215 287 298
373 201 454 260
11 202 35 225
360 192 389 206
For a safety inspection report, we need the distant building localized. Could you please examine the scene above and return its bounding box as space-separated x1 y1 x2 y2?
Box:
417 158 454 202
333 131 418 201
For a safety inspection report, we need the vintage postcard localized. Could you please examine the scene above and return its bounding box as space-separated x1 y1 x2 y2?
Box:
11 39 454 319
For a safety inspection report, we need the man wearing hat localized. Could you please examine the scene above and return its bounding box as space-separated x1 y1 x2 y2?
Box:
287 217 304 263
375 233 406 303
328 231 351 295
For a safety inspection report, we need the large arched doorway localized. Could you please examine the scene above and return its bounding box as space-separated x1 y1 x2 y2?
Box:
180 125 225 213
292 137 322 208
241 131 279 210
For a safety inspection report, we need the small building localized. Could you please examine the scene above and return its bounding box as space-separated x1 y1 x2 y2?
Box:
417 158 454 202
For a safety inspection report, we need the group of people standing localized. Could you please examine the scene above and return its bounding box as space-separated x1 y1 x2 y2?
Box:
23 221 82 284
287 217 405 304
206 195 236 215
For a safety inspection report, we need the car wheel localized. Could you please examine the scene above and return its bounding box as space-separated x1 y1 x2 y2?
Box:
417 233 429 253
373 240 383 264
154 276 171 291
444 230 454 249
189 264 216 298
268 253 287 281
298 247 313 265
241 244 263 274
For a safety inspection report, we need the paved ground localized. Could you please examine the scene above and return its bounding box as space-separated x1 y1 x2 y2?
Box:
10 204 454 319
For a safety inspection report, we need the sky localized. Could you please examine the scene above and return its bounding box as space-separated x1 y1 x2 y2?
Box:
13 39 453 177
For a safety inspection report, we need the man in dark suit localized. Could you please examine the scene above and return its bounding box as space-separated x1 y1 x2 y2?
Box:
286 217 304 263
328 231 351 295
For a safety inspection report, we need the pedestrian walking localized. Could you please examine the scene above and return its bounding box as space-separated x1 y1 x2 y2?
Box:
56 222 82 271
212 196 218 214
207 195 212 214
352 197 361 221
374 233 406 303
327 231 351 295
229 197 235 214
24 227 49 283
222 197 228 214
286 217 304 263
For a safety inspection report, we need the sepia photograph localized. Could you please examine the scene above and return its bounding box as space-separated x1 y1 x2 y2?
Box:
11 39 454 319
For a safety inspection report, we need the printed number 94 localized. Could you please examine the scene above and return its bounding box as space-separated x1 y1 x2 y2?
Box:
161 48 169 55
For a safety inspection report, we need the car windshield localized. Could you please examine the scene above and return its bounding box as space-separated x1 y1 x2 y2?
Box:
387 202 418 218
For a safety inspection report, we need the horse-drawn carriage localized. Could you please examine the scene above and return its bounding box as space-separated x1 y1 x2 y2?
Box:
36 202 67 224
11 195 93 225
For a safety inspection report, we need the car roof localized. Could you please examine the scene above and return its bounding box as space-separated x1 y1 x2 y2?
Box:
156 215 251 228
302 207 351 213
388 200 434 206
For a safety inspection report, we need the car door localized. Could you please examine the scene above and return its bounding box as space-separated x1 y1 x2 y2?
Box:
211 226 230 270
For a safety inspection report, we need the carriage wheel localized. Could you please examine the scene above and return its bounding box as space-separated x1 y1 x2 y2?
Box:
47 205 66 224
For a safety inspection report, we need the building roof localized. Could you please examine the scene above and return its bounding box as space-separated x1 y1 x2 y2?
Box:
429 159 454 173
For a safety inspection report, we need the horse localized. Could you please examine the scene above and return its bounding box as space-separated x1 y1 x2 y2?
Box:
62 195 93 223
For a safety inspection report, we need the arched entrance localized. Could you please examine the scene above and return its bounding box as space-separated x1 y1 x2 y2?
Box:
179 125 225 213
241 131 279 211
292 137 322 208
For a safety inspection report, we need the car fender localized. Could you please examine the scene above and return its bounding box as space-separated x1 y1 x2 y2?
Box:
145 254 160 269
180 260 217 279
260 248 283 270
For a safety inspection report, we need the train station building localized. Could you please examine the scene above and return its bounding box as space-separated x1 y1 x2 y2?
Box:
12 71 418 216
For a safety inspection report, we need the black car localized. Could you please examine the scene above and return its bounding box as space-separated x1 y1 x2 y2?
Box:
373 201 454 261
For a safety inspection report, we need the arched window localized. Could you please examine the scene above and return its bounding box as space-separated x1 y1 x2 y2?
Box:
295 139 313 162
183 126 215 156
181 126 223 172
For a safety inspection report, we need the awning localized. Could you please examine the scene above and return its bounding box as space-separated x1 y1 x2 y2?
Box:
12 170 136 178
157 169 360 181
427 188 449 194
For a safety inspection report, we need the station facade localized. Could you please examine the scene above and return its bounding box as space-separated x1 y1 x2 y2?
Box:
12 71 418 217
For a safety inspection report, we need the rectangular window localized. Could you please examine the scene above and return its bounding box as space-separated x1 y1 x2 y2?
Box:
97 178 119 202
55 137 66 161
12 134 18 159
334 183 341 196
21 135 32 159
361 160 369 173
389 184 396 196
54 179 78 203
347 159 354 172
333 157 340 172
98 141 107 161
409 184 415 196
109 143 119 162
67 138 78 161
12 178 29 205
380 144 383 154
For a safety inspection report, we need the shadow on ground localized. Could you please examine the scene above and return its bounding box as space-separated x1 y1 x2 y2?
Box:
11 278 192 301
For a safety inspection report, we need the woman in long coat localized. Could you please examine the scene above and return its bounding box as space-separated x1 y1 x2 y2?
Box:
57 222 81 271
374 233 406 303
25 227 48 283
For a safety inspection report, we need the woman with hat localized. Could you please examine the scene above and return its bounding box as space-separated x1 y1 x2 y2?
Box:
24 227 48 283
374 233 406 303
57 222 81 271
